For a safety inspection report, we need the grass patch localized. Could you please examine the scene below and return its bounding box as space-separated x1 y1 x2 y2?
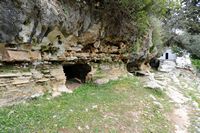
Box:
192 59 200 71
0 77 173 132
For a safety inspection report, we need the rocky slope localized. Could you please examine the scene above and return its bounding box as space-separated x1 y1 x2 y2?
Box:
143 68 200 133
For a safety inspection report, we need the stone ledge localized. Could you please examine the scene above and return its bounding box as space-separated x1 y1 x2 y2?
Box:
36 78 49 83
0 84 7 87
0 73 21 78
2 49 31 62
12 79 30 85
21 72 32 76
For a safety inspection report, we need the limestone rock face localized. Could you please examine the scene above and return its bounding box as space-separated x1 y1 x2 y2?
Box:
0 0 138 64
0 0 160 106
0 0 159 72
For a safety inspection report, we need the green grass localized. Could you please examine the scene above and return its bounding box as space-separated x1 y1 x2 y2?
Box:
192 59 200 70
0 77 173 133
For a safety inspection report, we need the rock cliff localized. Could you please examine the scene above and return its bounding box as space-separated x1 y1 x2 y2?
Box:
0 0 134 62
0 0 158 106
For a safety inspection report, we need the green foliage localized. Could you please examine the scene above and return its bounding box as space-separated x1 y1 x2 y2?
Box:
118 0 170 17
131 38 141 53
116 0 177 53
192 59 200 70
118 0 153 26
150 16 165 53
171 45 185 56
165 0 199 55
180 0 200 34
175 32 200 58
150 16 163 47
136 11 150 36
118 0 176 35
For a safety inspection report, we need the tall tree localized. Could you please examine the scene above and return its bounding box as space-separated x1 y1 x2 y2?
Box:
181 0 200 34
165 0 200 58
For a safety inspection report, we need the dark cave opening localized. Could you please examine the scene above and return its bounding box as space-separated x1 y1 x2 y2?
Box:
63 63 91 83
149 58 160 70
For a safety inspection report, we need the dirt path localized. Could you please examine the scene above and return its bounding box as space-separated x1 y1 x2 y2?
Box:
167 86 190 133
145 69 200 133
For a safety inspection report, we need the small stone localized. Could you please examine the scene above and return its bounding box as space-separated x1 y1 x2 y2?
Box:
128 73 134 76
92 105 98 109
52 91 61 97
94 41 100 48
144 80 163 91
57 85 72 93
94 78 109 85
77 126 82 131
149 94 157 101
85 125 90 129
135 71 150 76
66 56 78 61
46 97 51 100
31 93 43 99
153 101 163 109
68 46 82 52
109 76 119 81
